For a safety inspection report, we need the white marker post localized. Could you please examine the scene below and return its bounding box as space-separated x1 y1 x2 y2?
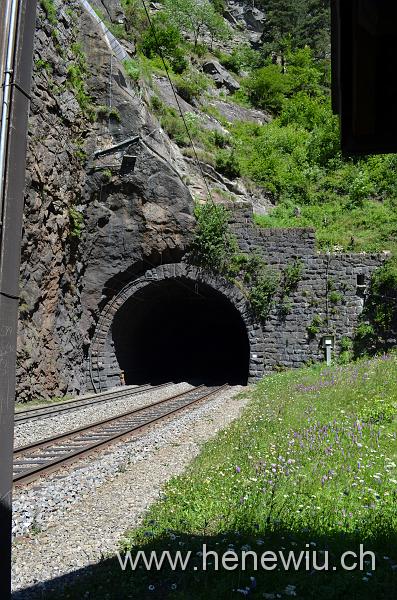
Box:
321 335 335 367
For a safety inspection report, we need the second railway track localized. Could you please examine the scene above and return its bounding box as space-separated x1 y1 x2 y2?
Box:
14 382 172 424
13 384 228 487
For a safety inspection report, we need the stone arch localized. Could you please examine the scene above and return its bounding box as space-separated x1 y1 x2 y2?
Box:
89 263 265 391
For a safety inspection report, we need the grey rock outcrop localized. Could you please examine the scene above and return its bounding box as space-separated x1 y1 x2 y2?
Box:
225 0 266 46
202 60 241 93
17 0 195 401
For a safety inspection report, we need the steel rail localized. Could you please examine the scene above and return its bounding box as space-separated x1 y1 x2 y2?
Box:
13 385 228 486
14 384 207 456
14 382 172 423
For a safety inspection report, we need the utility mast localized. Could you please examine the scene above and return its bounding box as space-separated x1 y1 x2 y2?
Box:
0 1 37 597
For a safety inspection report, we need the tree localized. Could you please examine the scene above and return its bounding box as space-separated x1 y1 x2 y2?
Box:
261 0 330 59
163 0 230 48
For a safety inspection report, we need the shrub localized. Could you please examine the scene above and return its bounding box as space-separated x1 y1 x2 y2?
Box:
245 64 292 113
123 58 141 82
218 44 263 74
139 13 188 74
329 290 343 304
189 203 237 274
211 130 230 149
354 259 397 356
66 43 94 118
215 149 241 179
249 269 280 320
40 0 56 25
96 105 121 122
69 207 84 239
307 314 323 337
121 0 148 35
160 113 189 146
282 259 303 294
172 68 210 103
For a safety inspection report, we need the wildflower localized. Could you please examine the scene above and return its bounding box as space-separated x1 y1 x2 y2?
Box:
236 466 241 473
148 585 155 591
171 583 177 590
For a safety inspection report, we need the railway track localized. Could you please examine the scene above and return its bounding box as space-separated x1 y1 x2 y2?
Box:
13 384 228 487
14 382 171 424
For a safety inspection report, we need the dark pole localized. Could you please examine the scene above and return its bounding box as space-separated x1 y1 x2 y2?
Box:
0 0 37 597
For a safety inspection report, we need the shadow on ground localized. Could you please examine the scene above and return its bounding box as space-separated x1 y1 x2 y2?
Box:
12 526 397 600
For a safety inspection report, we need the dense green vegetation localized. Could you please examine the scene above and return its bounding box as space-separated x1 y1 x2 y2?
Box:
115 0 397 256
189 203 303 320
259 0 331 58
355 261 397 356
44 355 397 599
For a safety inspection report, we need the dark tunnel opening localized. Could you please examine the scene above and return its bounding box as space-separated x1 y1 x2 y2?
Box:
112 278 250 386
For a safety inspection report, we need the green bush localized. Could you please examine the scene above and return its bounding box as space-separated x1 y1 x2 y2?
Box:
160 112 189 146
189 203 237 274
69 207 84 239
40 0 56 25
123 58 141 82
215 149 241 179
354 259 397 356
329 290 343 304
121 0 148 36
138 13 188 74
307 314 323 336
217 44 263 74
66 43 94 118
172 68 210 102
245 63 292 113
211 130 230 149
248 269 280 320
282 259 303 294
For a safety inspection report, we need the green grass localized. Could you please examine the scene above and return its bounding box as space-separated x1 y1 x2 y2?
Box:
15 395 72 411
42 355 397 599
253 196 397 254
40 0 57 25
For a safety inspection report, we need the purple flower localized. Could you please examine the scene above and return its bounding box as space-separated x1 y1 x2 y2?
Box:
236 466 241 473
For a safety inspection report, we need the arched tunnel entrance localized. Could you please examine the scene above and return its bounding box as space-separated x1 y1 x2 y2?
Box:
112 278 250 386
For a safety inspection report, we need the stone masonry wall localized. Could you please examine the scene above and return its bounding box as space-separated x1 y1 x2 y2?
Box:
228 202 386 372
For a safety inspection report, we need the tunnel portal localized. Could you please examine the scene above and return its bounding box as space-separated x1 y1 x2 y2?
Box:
112 277 250 386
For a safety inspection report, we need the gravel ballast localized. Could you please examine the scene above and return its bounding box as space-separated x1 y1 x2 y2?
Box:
12 385 249 597
14 382 192 448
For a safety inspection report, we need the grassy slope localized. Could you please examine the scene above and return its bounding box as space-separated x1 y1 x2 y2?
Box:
46 355 397 599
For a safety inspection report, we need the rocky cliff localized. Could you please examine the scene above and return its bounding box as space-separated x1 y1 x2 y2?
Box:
18 0 269 401
18 0 201 401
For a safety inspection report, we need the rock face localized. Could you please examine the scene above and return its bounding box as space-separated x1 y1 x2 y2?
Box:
202 60 241 93
90 0 124 22
225 0 266 46
17 0 195 401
